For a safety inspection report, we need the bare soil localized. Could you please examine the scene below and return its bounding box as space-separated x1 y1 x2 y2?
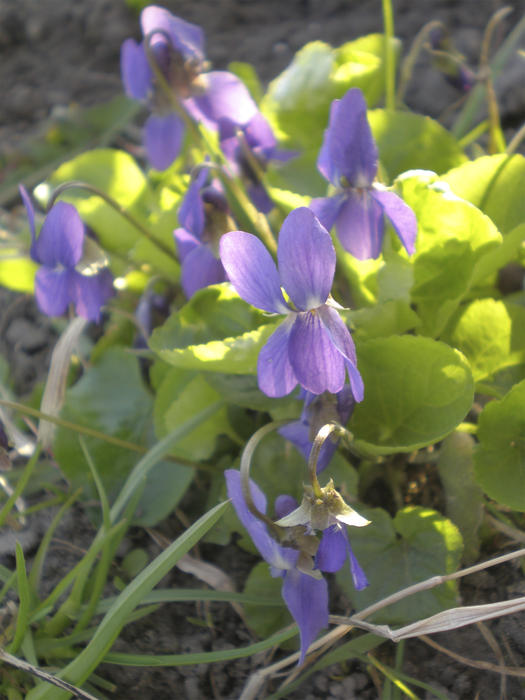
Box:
1 1 525 698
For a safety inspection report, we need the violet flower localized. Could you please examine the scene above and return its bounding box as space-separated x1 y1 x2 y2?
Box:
19 186 114 323
225 469 329 664
173 168 229 298
219 207 364 401
279 386 355 473
121 5 257 170
310 88 417 260
219 112 295 213
275 480 369 592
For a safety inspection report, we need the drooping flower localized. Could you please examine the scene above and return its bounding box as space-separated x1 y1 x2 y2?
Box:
173 168 231 298
19 186 114 322
428 26 475 93
121 5 258 170
225 469 329 664
219 207 364 401
218 111 296 213
279 386 355 473
310 88 417 260
275 479 369 591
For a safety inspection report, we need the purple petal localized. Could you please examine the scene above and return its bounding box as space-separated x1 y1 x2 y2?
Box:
279 420 337 473
225 469 296 571
316 526 347 573
35 268 73 317
282 568 329 665
34 202 84 268
278 208 335 311
144 113 184 171
244 112 277 155
258 317 298 397
309 196 344 234
185 71 257 131
247 183 274 214
337 385 356 424
120 39 152 100
173 227 199 262
371 189 417 256
288 311 346 395
317 306 364 402
219 231 288 314
180 243 226 298
178 168 209 236
274 494 299 520
141 6 205 63
318 88 378 187
70 269 114 322
19 185 38 259
347 538 369 591
279 421 311 463
335 190 384 260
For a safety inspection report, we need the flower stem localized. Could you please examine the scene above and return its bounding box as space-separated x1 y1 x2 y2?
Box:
47 180 177 261
382 0 396 110
240 420 289 535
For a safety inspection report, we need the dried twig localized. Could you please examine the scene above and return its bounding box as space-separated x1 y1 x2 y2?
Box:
0 647 99 699
240 547 525 699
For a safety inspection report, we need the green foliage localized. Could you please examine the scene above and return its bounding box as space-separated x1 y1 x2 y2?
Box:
54 348 193 525
243 562 289 638
474 380 525 511
446 299 525 394
262 35 400 195
368 110 467 179
149 284 278 374
153 365 233 460
443 154 525 235
46 149 150 255
0 252 37 293
350 335 474 455
398 171 502 335
437 432 483 563
339 506 463 624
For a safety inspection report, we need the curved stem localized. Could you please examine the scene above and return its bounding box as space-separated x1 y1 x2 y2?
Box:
480 7 512 154
240 420 289 535
307 422 342 497
397 20 443 104
48 181 178 261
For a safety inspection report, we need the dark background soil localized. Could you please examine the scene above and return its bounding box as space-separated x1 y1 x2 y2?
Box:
1 1 525 698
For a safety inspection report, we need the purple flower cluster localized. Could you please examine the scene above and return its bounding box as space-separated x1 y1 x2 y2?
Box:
121 5 258 170
226 469 368 663
219 112 295 213
19 187 113 323
173 168 229 298
311 88 417 260
220 207 364 402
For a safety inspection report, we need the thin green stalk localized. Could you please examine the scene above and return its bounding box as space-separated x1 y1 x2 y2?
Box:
27 500 230 699
103 626 297 666
0 444 43 527
8 544 31 654
28 489 81 597
382 0 396 109
0 399 201 471
33 521 127 624
0 569 17 606
47 180 177 261
109 401 222 524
